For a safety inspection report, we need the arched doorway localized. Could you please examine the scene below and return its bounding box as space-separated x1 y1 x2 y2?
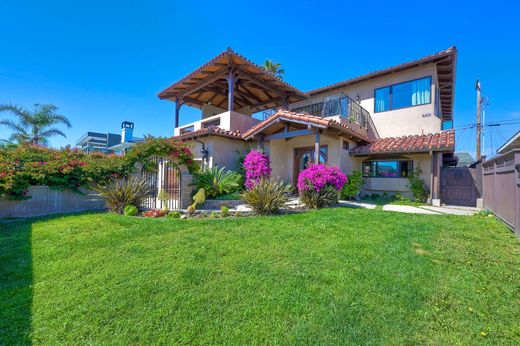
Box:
293 145 328 186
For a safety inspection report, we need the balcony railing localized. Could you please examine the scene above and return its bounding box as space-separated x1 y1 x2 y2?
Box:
290 93 369 128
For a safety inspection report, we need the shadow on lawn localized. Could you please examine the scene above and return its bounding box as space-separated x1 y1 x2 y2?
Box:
0 219 33 345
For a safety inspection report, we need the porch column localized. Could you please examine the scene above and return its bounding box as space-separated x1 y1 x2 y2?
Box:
174 99 183 130
314 129 320 163
226 70 236 112
431 152 441 206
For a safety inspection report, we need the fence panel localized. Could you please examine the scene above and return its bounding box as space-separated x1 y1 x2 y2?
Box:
482 150 520 236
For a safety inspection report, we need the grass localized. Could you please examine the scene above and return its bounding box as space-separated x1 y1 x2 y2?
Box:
1 209 519 344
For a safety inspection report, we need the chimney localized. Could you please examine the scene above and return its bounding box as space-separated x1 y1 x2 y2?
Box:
121 121 134 143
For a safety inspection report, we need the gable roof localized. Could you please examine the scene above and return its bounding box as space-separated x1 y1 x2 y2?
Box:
350 130 455 156
158 48 308 112
307 47 457 120
497 129 520 154
242 110 372 142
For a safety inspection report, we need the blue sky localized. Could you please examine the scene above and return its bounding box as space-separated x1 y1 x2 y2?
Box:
1 0 519 158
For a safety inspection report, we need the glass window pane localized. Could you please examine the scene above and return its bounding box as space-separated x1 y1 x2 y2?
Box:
376 161 398 177
392 77 431 109
375 87 390 112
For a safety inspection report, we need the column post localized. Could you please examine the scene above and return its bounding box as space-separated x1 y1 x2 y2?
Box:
226 69 236 112
314 129 320 163
174 99 182 131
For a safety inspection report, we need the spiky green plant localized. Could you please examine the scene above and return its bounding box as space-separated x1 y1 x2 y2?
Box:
300 185 338 209
241 178 292 215
194 166 241 198
93 177 151 214
0 103 71 145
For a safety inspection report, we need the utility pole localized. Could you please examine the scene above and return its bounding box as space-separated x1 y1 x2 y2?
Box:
475 80 482 160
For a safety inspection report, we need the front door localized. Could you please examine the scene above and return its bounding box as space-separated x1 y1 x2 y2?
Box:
441 167 477 207
293 146 328 186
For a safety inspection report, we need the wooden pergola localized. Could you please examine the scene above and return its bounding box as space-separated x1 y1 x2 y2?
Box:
158 48 308 128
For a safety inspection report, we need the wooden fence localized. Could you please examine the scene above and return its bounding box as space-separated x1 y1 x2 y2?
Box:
482 149 520 236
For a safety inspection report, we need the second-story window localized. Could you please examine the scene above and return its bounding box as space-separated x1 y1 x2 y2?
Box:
374 76 431 112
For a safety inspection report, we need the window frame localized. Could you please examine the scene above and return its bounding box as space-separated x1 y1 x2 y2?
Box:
362 159 414 178
374 76 432 113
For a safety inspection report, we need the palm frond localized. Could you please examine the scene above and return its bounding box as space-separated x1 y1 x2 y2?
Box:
39 127 67 139
0 104 32 123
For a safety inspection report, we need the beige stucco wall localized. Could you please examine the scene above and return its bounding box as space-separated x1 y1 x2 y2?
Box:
186 136 250 171
267 134 357 184
175 111 260 136
296 64 441 138
358 153 432 198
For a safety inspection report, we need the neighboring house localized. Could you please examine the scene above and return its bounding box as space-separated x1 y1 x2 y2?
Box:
158 47 457 204
76 131 121 154
496 130 520 154
76 121 143 155
455 152 475 167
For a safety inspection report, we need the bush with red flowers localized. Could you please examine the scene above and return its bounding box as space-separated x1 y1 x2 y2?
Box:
142 209 168 218
0 137 197 199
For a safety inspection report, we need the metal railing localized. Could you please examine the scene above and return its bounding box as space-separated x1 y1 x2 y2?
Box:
262 94 370 129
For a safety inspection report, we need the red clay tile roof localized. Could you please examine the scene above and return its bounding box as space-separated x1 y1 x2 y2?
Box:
172 126 244 141
350 130 455 156
242 109 372 142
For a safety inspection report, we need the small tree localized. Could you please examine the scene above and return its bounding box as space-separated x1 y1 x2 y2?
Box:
407 166 429 202
341 171 365 200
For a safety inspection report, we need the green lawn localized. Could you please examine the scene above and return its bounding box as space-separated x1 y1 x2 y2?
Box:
1 209 519 345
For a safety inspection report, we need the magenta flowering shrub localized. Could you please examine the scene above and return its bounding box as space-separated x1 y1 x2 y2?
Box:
297 164 347 192
243 150 271 189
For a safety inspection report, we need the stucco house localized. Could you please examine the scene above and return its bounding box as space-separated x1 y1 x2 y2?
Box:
158 47 457 205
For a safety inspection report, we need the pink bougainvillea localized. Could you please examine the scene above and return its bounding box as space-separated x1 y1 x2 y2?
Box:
243 149 271 189
297 164 347 192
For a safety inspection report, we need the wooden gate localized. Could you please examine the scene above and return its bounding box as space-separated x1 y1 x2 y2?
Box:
141 157 181 210
441 167 477 207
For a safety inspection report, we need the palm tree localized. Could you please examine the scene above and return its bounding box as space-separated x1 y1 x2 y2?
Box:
0 103 71 145
263 59 285 79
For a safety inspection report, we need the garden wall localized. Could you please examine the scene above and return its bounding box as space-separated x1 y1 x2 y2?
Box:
0 186 105 218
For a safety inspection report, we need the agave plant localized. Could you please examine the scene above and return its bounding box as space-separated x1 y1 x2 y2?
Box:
93 176 151 214
193 166 241 199
241 178 293 215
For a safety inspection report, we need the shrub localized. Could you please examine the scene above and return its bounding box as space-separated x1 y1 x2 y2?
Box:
93 177 151 214
298 164 347 209
243 150 271 189
220 205 230 217
241 177 292 215
209 211 219 219
407 166 429 202
0 138 197 199
192 188 206 209
142 209 168 218
123 205 138 216
158 190 170 211
300 185 338 209
167 211 182 218
193 166 241 198
340 170 365 200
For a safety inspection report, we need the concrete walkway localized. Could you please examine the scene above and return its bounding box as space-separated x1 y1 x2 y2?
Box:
420 205 478 216
382 204 440 214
